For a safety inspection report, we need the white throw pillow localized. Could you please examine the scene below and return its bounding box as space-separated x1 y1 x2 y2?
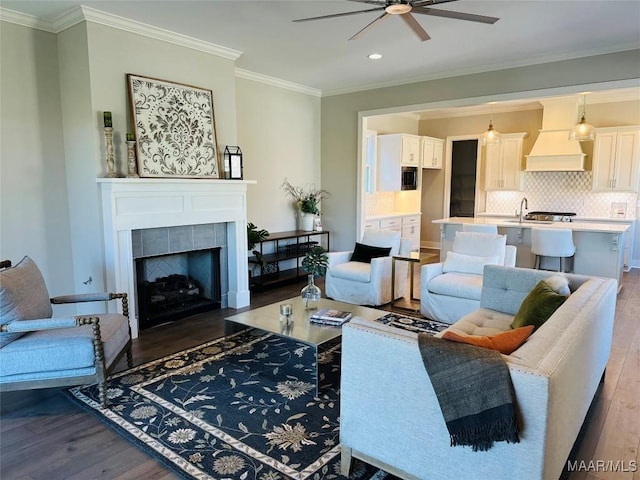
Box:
442 251 502 275
452 231 507 265
543 275 571 296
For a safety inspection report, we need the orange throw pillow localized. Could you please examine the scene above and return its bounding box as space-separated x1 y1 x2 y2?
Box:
442 325 535 355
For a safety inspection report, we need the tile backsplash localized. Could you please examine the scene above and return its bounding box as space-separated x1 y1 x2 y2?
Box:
366 171 637 220
366 191 396 216
486 171 637 219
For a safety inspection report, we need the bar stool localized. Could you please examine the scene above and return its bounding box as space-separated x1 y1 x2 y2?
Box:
462 224 498 234
531 228 576 273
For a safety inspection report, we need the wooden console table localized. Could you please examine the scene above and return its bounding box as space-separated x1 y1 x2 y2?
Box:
248 230 330 289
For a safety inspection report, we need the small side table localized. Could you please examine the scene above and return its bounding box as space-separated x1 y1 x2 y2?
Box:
391 251 425 312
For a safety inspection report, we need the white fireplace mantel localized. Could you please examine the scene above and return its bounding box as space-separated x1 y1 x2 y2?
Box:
97 178 256 338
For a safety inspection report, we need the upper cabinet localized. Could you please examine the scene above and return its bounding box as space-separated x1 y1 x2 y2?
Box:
484 133 526 191
364 130 378 193
377 133 420 191
421 136 444 169
592 126 640 192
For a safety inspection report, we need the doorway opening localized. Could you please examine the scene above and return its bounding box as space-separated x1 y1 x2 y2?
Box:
449 139 479 217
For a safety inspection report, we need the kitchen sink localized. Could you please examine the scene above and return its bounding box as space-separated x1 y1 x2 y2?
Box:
502 219 553 224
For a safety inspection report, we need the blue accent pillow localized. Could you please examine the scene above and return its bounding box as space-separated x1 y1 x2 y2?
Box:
350 242 392 263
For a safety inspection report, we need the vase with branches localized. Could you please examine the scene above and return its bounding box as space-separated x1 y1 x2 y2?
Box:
281 178 330 231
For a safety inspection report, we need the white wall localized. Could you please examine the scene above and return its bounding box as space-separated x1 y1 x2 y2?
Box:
236 77 321 233
0 21 74 295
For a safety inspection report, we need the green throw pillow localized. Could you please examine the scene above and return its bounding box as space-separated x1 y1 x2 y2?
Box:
511 280 567 331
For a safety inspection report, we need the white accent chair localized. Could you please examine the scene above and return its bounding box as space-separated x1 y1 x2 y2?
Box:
420 231 516 324
325 229 411 306
531 227 576 273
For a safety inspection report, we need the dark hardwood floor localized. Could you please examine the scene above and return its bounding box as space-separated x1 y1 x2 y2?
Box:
1 271 638 480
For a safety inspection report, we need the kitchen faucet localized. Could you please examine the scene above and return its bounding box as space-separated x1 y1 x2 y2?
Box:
518 197 529 223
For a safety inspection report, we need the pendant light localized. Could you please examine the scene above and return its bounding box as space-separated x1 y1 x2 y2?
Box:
482 103 501 145
570 93 595 141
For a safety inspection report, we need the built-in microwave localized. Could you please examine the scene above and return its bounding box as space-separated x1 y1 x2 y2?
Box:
401 166 418 190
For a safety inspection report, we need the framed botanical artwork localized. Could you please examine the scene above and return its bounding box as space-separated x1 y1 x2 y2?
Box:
127 74 220 178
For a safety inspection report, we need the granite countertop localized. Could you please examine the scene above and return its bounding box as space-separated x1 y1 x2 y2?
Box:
434 217 631 234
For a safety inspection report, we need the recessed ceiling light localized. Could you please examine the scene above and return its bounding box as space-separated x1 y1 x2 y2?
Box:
368 53 383 60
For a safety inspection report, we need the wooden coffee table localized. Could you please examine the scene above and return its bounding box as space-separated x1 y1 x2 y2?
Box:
225 297 385 396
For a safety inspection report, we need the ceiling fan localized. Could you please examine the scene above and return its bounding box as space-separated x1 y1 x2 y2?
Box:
292 0 499 42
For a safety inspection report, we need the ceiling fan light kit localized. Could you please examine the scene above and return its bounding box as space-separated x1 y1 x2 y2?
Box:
292 0 499 42
386 3 412 14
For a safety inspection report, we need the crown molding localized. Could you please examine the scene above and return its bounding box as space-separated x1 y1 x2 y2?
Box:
235 69 321 97
79 6 242 60
587 88 640 105
0 5 242 60
0 7 56 32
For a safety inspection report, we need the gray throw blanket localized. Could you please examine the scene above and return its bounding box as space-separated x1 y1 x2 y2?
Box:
417 333 520 451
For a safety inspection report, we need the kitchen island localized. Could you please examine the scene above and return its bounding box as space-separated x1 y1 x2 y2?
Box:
433 217 630 288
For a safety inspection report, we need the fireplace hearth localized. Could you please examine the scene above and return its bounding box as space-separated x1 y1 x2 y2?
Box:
136 248 221 329
98 178 254 338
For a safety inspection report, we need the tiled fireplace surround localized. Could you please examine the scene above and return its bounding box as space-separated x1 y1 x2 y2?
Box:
98 178 254 338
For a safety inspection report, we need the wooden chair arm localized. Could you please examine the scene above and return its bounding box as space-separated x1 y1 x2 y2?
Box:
51 292 129 318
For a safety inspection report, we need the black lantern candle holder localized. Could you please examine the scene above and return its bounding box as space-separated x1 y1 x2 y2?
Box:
223 146 243 180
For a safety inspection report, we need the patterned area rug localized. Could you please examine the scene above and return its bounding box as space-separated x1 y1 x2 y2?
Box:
65 314 448 479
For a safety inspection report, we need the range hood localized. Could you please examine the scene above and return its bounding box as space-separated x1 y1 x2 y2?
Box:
525 98 587 171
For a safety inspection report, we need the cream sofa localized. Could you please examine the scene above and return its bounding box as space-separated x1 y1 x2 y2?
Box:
340 265 617 480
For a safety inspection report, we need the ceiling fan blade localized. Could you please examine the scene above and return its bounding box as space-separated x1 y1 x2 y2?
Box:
348 0 388 5
402 13 431 41
293 7 384 23
412 0 459 6
413 6 499 24
349 12 390 40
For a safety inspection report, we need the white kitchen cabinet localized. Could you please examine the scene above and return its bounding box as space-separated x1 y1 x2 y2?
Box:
421 136 444 169
592 126 640 192
484 133 526 191
380 217 402 232
367 214 421 250
364 130 378 193
402 214 421 250
364 219 381 230
377 134 420 191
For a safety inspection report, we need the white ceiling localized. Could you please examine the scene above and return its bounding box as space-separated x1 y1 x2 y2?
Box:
2 0 639 97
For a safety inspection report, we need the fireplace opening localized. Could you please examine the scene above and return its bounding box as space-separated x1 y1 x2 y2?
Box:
136 248 222 329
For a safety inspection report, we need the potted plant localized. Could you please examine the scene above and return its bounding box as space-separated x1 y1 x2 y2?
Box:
302 245 328 278
247 222 269 251
247 223 271 280
300 245 329 310
280 178 330 231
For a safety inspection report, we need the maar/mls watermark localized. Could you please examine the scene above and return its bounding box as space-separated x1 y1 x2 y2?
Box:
567 460 638 473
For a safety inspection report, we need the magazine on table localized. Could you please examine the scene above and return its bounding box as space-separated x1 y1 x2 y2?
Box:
310 308 352 325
